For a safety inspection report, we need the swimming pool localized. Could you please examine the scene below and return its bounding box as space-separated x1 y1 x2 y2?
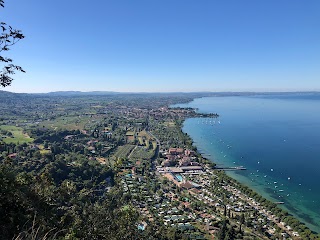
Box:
175 174 183 182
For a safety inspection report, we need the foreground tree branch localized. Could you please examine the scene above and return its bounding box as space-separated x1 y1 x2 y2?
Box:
0 0 25 87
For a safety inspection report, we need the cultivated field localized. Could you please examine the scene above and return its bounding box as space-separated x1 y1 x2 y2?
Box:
129 146 155 160
0 125 34 144
40 116 91 130
113 145 135 159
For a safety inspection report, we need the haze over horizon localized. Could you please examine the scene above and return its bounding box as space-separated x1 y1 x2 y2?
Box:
2 0 320 93
3 90 320 95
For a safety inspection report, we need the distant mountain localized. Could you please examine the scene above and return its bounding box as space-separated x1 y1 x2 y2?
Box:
42 91 216 97
0 90 18 96
1 90 319 98
0 90 29 98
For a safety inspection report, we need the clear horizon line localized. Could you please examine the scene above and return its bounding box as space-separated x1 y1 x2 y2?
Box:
2 89 320 94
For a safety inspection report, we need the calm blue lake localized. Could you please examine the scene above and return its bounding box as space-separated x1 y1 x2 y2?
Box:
175 93 320 233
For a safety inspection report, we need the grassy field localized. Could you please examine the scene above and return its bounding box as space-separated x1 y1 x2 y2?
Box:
0 125 34 144
138 130 151 138
164 121 176 127
137 130 157 149
38 144 51 155
152 141 157 149
138 136 144 145
40 116 90 130
91 105 104 108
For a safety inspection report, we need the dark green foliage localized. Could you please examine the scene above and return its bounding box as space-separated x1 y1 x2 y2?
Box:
0 163 56 239
217 220 227 240
0 158 196 239
0 134 190 239
0 139 120 240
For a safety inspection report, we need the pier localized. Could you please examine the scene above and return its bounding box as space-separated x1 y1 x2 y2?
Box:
215 166 247 171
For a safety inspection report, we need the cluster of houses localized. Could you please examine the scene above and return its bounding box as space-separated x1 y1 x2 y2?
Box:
157 148 206 191
119 170 208 238
114 135 301 240
115 139 301 239
161 148 197 167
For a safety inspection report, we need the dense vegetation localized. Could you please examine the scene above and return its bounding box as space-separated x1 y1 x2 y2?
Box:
0 91 215 239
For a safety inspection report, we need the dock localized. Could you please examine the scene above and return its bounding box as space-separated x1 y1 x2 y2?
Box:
215 166 247 171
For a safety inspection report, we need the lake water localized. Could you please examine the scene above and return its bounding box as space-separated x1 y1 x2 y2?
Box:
175 93 320 233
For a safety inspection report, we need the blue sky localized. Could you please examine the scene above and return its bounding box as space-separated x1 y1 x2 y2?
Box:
2 0 320 93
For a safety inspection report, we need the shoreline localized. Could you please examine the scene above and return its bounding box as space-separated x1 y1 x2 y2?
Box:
181 117 320 234
180 119 319 235
172 99 320 236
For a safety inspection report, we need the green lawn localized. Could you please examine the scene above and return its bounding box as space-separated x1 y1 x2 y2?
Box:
0 125 34 144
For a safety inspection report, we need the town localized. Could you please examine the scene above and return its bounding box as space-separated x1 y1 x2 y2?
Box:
0 91 318 239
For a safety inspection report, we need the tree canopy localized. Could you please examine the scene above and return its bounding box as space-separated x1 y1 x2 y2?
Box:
0 0 25 87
